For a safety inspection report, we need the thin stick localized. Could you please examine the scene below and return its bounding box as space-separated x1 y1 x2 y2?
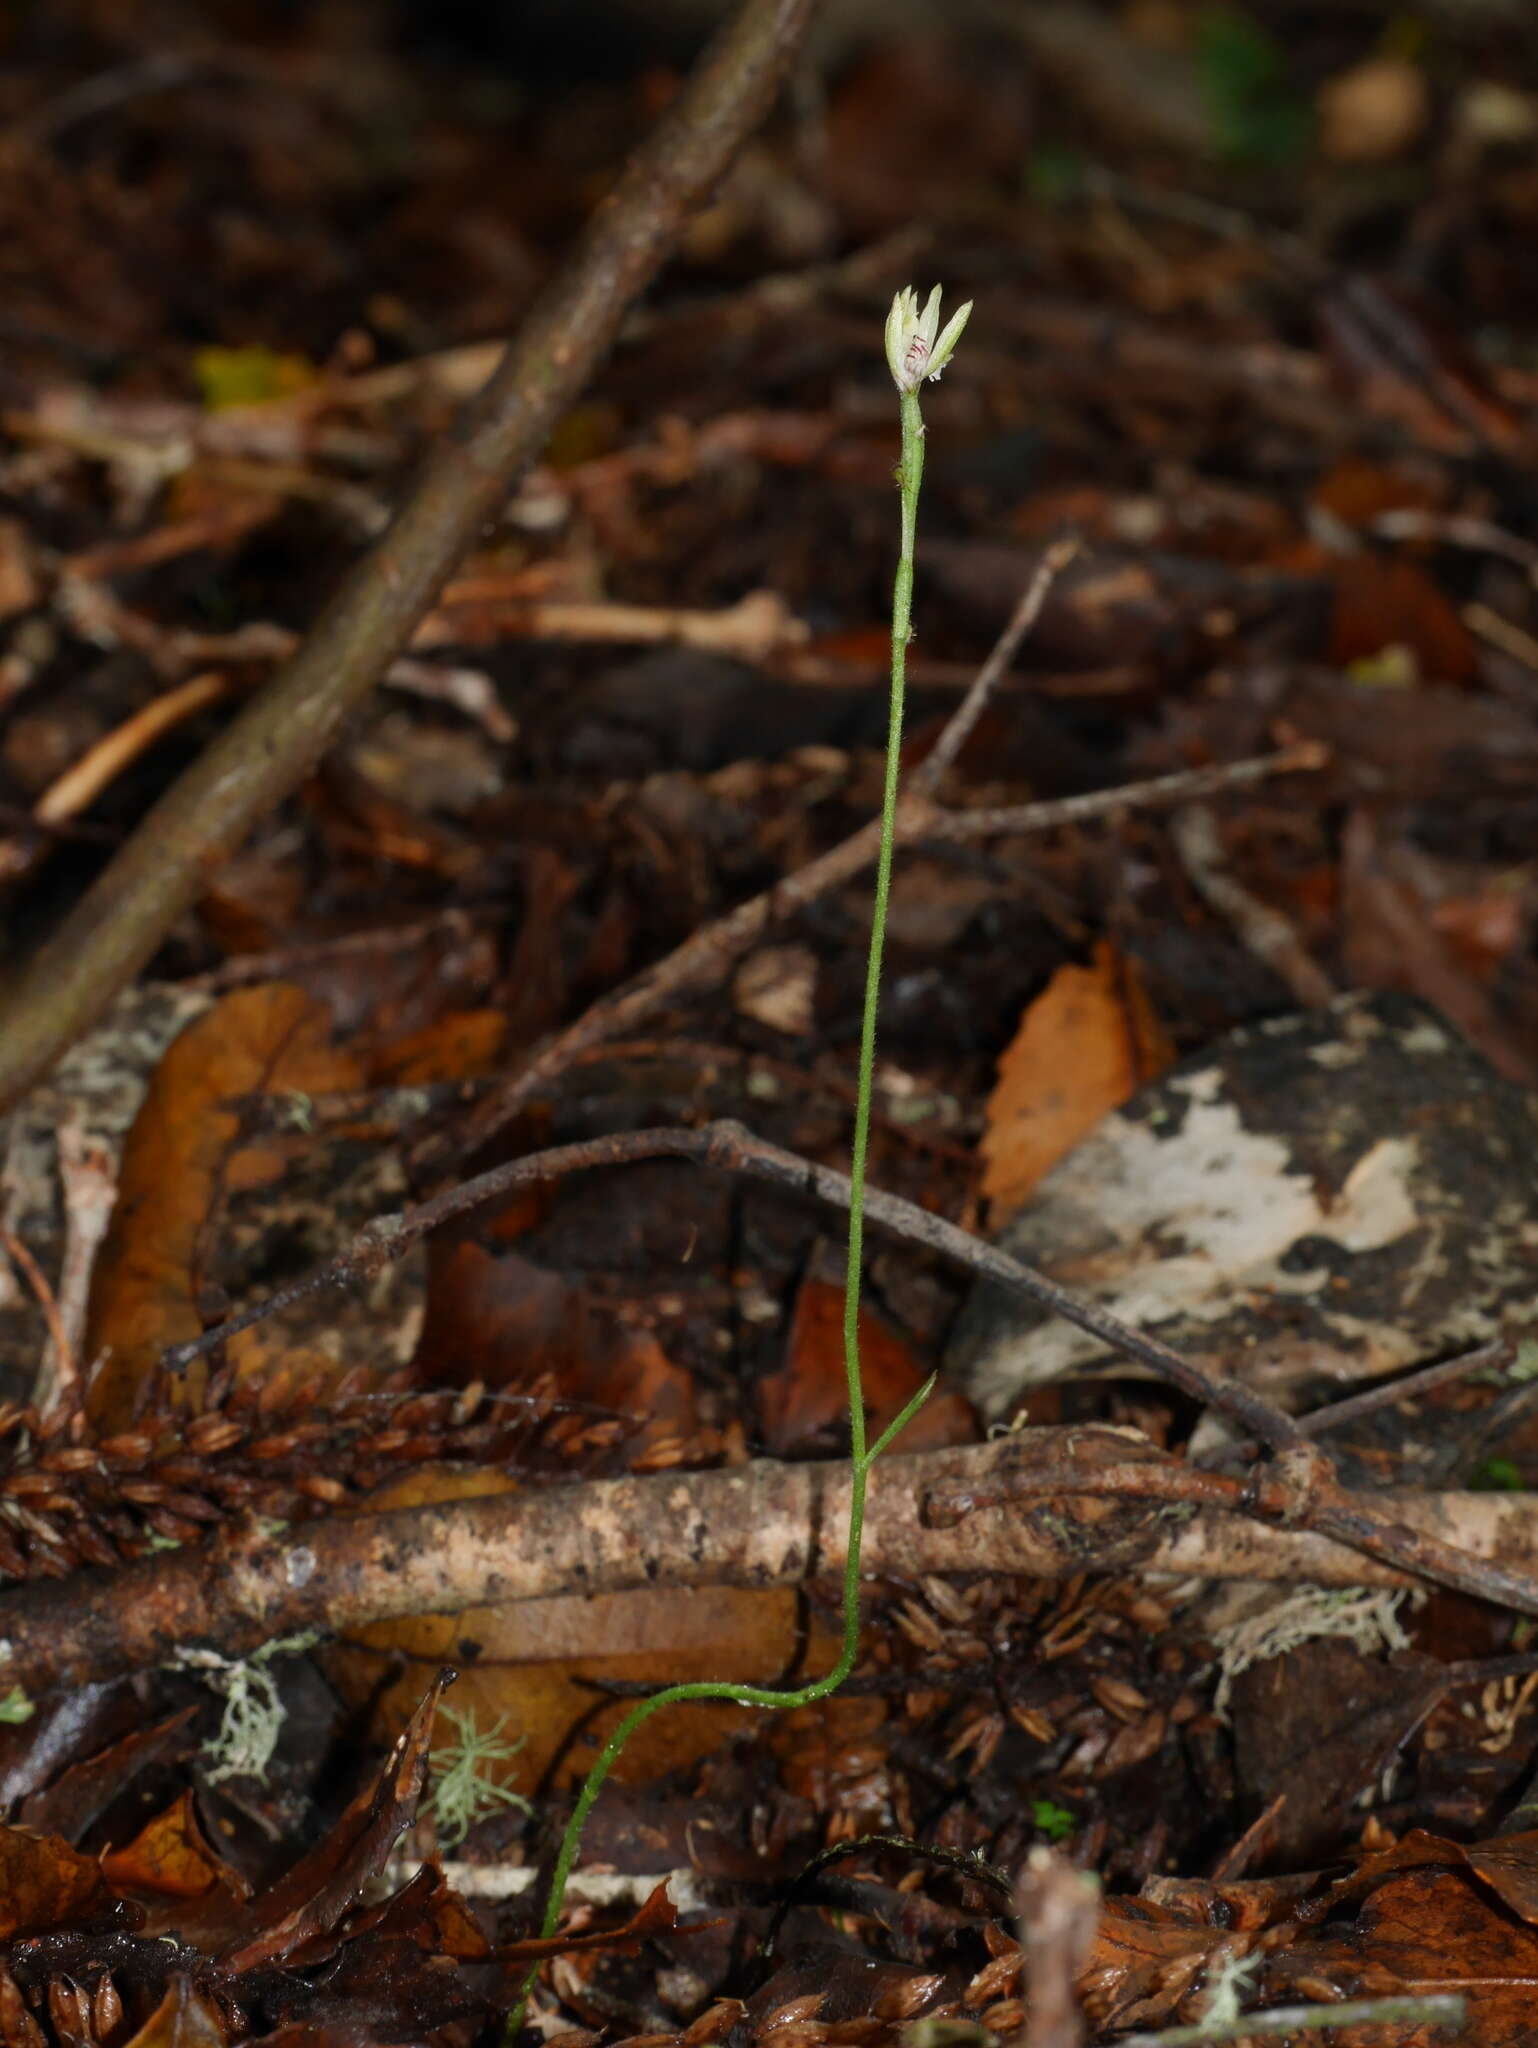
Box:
164 1117 1301 1456
43 1117 116 1414
1208 1336 1519 1469
1018 1846 1100 2048
1170 803 1335 1010
437 742 1325 1170
1299 1337 1517 1439
0 674 231 888
0 0 816 1115
913 536 1081 796
923 744 1328 842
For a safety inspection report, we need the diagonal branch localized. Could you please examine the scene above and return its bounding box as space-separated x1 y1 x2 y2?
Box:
0 0 816 1117
165 1117 1308 1455
147 1115 1538 1626
432 742 1324 1172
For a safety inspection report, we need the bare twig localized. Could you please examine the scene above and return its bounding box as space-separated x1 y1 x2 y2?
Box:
912 537 1081 796
167 1117 1306 1456
11 49 205 145
154 1117 1538 1619
421 585 810 663
182 909 483 993
922 745 1327 843
1170 804 1336 1009
1298 1336 1517 1441
0 672 230 886
438 743 1325 1169
1018 1847 1100 2048
1204 1335 1527 1479
0 0 816 1115
0 1227 73 1411
42 1116 116 1414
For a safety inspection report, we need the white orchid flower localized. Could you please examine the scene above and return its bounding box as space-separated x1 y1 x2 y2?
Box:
885 284 973 395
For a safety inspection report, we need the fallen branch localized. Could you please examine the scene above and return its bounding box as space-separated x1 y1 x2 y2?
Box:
0 1424 1536 1701
160 1116 1538 1622
167 1118 1308 1455
0 0 815 1115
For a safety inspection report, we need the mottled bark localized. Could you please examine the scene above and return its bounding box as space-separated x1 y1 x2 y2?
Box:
0 1427 1534 1700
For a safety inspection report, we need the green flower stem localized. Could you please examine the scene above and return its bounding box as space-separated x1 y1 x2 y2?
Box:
508 371 935 2038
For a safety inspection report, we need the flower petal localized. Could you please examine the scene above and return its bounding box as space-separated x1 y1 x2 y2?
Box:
925 299 973 382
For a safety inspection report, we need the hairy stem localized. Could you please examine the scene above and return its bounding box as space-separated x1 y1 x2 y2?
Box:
508 353 936 2036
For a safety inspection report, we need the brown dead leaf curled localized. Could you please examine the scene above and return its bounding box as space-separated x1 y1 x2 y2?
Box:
756 1270 976 1457
85 983 363 1428
980 941 1173 1224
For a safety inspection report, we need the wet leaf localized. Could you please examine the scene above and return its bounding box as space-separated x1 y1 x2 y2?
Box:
495 1879 682 1962
17 1706 198 1845
756 1271 975 1457
980 941 1173 1222
0 1825 120 1940
100 1791 231 1901
174 1681 442 1970
85 984 363 1427
1326 554 1475 687
339 1862 490 1961
413 1238 699 1445
119 1976 229 2048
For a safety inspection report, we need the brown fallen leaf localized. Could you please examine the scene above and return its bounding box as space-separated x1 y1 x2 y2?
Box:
84 983 363 1428
1326 552 1476 687
171 1679 443 1970
413 1236 699 1448
0 1823 122 1941
117 1977 229 2048
100 1790 232 1902
756 1268 976 1458
980 940 1173 1223
339 1862 490 1961
494 1878 684 1962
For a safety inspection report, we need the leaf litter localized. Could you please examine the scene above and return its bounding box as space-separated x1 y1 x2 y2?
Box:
8 0 1538 2042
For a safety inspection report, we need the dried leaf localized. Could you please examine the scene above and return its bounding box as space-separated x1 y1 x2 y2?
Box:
174 1680 442 1970
1327 554 1475 687
414 1238 698 1445
0 1825 119 1940
117 1977 228 2048
980 941 1173 1222
100 1791 230 1901
495 1879 681 1962
85 985 363 1428
756 1272 975 1457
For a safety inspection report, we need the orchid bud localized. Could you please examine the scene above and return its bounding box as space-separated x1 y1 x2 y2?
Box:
885 284 973 395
